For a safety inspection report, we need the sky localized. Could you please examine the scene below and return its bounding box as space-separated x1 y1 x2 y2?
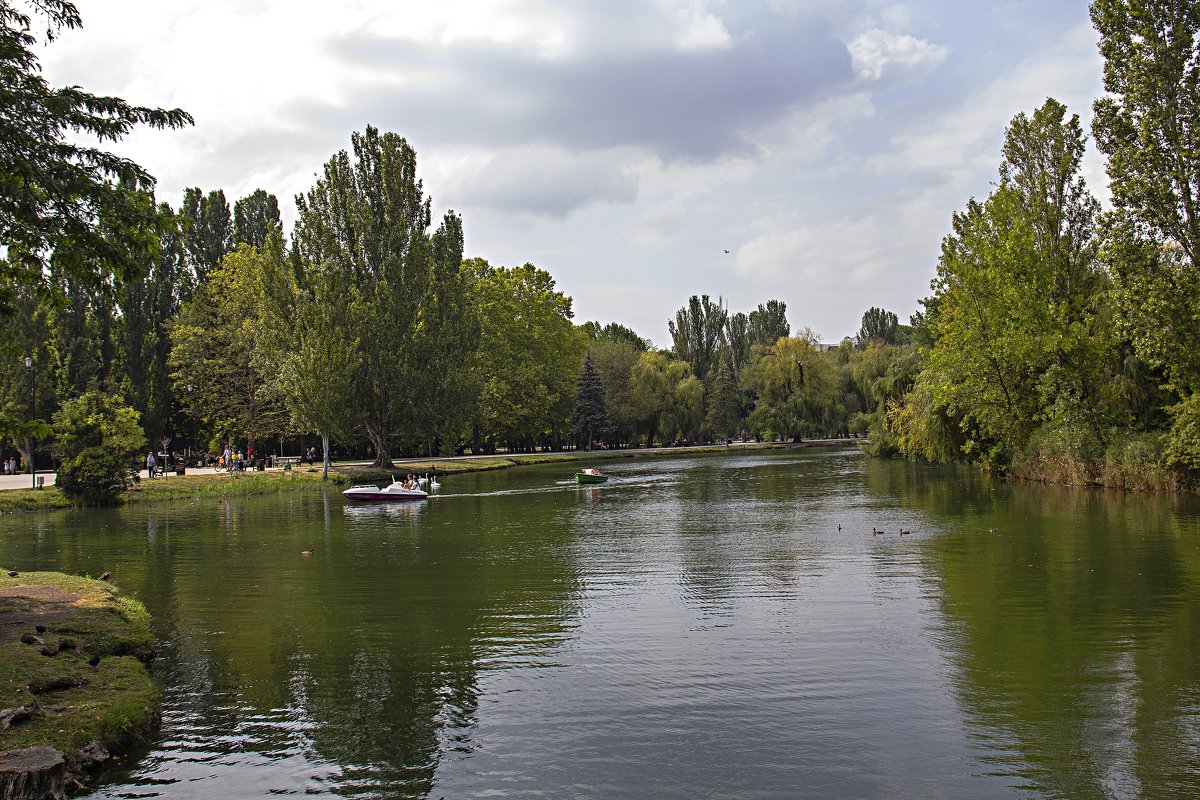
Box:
38 0 1106 346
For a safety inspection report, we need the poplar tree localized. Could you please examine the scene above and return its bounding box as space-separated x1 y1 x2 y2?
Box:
180 188 233 288
292 126 462 467
1091 0 1200 467
233 189 283 249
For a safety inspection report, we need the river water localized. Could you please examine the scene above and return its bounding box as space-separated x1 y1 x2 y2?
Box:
1 449 1199 799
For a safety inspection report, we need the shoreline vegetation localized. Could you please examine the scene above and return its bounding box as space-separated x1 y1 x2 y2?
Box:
3 2 1200 511
0 441 852 514
0 570 159 796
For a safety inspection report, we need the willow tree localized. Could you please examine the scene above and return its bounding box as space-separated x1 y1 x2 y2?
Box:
292 126 463 467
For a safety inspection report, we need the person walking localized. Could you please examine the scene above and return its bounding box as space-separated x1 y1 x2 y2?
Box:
146 451 157 478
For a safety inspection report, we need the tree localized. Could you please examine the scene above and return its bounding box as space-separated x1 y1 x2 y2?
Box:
569 353 612 450
629 351 702 445
723 312 752 376
119 203 187 443
1091 0 1200 270
397 215 479 457
274 266 361 480
588 338 643 446
748 300 790 347
0 278 53 471
919 100 1104 466
1092 0 1200 464
292 126 460 467
669 295 727 387
470 260 585 452
169 242 289 454
581 321 650 351
858 307 899 346
0 0 191 313
180 187 233 287
742 333 839 440
233 189 283 249
52 390 146 505
705 360 742 440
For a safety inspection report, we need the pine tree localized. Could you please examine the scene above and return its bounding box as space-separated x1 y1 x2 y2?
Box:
570 353 612 450
705 360 742 440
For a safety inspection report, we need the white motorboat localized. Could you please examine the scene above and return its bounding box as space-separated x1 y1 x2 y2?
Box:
342 478 429 503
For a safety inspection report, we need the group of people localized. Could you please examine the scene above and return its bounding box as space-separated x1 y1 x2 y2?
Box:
400 474 423 490
2 456 21 475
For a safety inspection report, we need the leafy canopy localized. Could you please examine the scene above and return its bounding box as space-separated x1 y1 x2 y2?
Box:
0 0 192 311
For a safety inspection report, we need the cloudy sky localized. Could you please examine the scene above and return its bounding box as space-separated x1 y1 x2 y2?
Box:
40 0 1105 345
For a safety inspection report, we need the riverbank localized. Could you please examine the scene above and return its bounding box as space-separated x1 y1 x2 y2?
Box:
0 441 857 513
0 570 158 796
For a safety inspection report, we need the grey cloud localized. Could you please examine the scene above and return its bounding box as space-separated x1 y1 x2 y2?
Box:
305 10 853 162
453 147 640 218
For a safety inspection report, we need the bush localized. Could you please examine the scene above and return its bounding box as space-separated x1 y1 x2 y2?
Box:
52 392 146 505
1011 422 1103 485
1101 431 1178 492
1165 392 1200 471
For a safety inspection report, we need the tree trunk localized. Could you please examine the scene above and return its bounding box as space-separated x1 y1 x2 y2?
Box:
16 436 32 474
364 422 393 468
321 434 330 481
0 746 66 800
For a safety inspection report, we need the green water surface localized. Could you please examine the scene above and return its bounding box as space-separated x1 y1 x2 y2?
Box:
1 449 1198 799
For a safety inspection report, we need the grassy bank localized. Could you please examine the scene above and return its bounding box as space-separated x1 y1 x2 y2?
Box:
0 570 159 761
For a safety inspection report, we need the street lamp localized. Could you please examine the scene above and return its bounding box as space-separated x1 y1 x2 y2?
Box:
187 384 194 463
23 355 35 490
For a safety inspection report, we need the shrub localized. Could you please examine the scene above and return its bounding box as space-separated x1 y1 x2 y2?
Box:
52 392 146 505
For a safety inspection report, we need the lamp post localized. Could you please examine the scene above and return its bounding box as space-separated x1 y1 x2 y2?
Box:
23 355 35 490
187 384 194 463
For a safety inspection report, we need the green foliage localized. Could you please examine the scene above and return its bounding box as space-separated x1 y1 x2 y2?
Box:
629 351 700 444
705 360 742 439
581 321 650 351
857 307 899 346
232 189 282 249
52 390 146 505
748 299 790 347
569 353 613 448
169 241 289 450
292 126 463 465
588 338 643 445
470 260 585 451
1091 0 1200 268
1165 393 1200 470
180 187 233 287
886 374 965 463
919 99 1105 466
0 1 191 313
669 294 727 387
741 334 839 440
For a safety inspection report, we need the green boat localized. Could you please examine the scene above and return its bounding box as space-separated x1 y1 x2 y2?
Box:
575 469 608 484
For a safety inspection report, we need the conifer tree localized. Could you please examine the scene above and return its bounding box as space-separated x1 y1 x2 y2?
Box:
570 353 612 450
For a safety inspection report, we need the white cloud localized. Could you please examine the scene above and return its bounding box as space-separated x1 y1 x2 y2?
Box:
848 28 948 81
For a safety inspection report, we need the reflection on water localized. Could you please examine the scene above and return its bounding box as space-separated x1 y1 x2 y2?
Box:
0 451 1198 799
